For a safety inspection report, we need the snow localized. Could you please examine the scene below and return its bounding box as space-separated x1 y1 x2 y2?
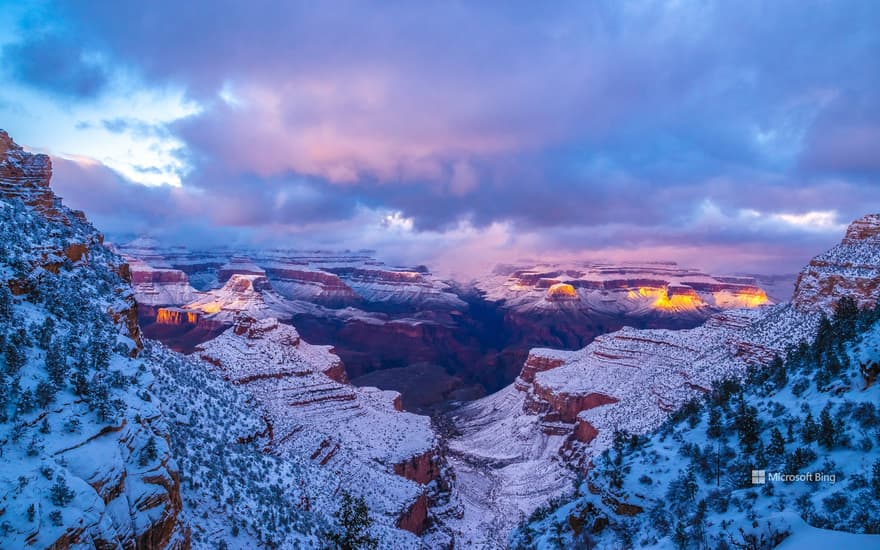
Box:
0 181 186 548
442 216 880 546
195 316 436 529
778 517 880 549
513 304 880 549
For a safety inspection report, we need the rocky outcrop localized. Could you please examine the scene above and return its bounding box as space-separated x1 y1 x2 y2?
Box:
574 418 599 443
793 213 880 313
0 129 185 549
478 262 771 351
0 129 58 219
843 213 880 244
196 315 440 532
217 256 266 283
546 282 578 301
393 449 442 485
264 266 361 305
397 493 429 535
519 350 568 383
531 384 619 423
156 307 201 325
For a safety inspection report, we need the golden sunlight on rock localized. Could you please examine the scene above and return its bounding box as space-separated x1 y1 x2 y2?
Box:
546 282 578 301
156 307 201 325
712 288 770 309
628 286 703 311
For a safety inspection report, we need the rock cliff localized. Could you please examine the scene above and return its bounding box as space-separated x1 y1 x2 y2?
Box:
793 213 880 313
0 130 186 549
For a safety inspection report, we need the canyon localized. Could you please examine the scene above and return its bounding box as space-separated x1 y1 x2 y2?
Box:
4 128 877 549
119 242 780 411
436 213 880 546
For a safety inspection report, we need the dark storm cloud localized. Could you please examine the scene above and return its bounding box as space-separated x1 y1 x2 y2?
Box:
2 34 109 98
9 0 880 273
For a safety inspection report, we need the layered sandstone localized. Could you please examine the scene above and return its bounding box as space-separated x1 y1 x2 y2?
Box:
441 215 880 543
196 315 441 533
793 213 880 313
480 261 770 319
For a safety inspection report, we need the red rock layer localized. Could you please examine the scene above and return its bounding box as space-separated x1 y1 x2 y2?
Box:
393 449 441 485
397 493 429 535
156 307 201 325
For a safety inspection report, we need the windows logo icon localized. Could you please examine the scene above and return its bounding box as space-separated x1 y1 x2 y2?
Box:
751 469 766 484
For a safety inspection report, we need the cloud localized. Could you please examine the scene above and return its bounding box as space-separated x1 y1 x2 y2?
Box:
798 92 880 177
4 0 880 275
1 34 109 99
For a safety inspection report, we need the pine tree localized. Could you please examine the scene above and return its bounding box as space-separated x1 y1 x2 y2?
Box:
801 411 818 444
707 407 723 439
767 427 785 457
834 296 859 340
871 459 880 500
35 380 55 408
814 315 833 356
0 284 12 322
735 397 759 454
71 369 89 397
691 499 708 545
0 376 9 422
50 476 74 506
17 388 35 415
769 355 786 389
754 439 767 469
45 345 66 386
140 436 158 466
551 521 566 548
4 343 26 375
818 404 835 449
325 491 378 550
672 521 689 550
38 317 55 349
826 354 844 378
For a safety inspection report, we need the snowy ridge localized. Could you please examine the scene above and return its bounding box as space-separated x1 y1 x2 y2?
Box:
178 274 295 325
793 213 880 314
195 315 440 534
125 257 201 307
146 342 422 549
441 214 880 546
0 130 186 548
514 301 880 548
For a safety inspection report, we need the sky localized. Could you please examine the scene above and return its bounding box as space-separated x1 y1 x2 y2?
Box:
1 0 878 278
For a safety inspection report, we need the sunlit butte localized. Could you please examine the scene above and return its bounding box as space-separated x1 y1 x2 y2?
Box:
713 288 771 309
626 285 770 311
546 282 578 300
156 307 201 324
628 286 704 311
